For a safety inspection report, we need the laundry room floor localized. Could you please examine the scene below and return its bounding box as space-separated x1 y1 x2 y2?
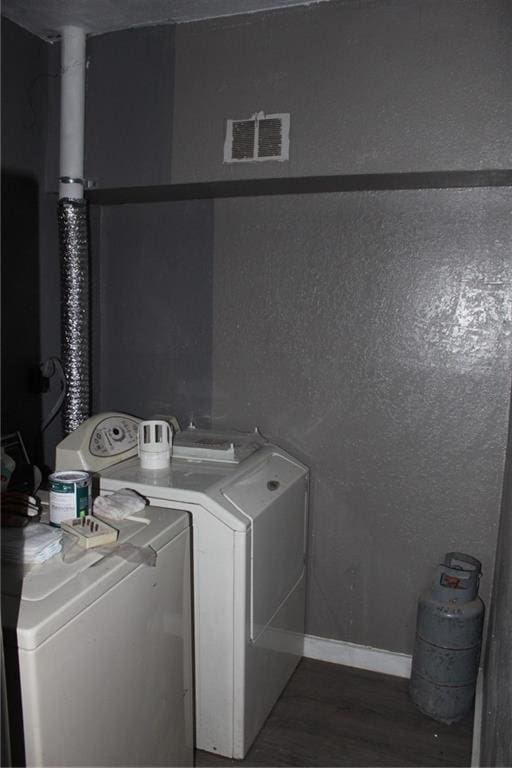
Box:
194 658 473 767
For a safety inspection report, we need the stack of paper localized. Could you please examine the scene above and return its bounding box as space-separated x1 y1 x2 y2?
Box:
2 523 63 564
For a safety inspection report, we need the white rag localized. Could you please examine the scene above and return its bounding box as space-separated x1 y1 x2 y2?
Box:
2 523 62 564
93 488 147 521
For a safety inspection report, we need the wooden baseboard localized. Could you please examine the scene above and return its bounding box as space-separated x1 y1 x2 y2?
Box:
303 633 412 678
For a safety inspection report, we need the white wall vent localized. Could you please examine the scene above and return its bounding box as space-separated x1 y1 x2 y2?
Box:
224 111 290 163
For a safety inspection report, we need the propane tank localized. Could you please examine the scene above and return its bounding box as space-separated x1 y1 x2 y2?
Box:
409 552 484 723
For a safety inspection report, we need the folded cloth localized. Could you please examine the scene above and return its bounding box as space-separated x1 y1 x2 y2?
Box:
2 523 62 564
93 488 147 521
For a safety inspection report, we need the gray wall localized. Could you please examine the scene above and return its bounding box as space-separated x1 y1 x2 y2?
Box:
1 18 59 467
211 189 512 651
171 0 512 653
95 201 214 426
482 389 512 766
40 40 64 466
85 25 175 189
172 0 512 182
84 25 215 430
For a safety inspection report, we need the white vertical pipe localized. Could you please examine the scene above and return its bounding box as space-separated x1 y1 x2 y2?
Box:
59 26 86 199
58 24 90 432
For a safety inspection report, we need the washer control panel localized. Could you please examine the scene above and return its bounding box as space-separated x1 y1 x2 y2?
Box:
89 416 139 457
55 413 142 472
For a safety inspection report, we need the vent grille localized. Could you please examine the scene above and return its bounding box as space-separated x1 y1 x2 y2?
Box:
231 120 256 160
258 118 283 158
224 112 290 163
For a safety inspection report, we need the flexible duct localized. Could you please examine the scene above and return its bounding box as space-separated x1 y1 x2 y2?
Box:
58 26 90 433
58 199 90 433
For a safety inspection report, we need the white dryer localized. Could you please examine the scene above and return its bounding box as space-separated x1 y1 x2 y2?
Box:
57 420 309 759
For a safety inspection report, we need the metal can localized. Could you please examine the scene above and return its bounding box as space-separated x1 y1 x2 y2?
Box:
48 471 91 527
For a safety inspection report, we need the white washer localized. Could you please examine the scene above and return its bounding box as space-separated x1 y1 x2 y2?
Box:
2 504 193 767
66 423 309 759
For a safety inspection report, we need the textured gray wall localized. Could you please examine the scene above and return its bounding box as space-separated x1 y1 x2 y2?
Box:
171 0 512 660
211 189 512 652
40 39 65 465
1 18 59 466
96 201 214 426
85 25 175 189
172 0 512 183
482 389 512 766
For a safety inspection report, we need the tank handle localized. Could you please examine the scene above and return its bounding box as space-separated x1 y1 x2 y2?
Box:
443 552 482 574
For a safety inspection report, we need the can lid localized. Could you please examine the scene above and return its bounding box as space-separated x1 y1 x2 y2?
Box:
49 471 90 483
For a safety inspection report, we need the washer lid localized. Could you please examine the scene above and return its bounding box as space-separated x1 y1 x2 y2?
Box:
2 506 189 650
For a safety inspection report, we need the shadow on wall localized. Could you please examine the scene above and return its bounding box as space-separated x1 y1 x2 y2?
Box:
1 172 43 465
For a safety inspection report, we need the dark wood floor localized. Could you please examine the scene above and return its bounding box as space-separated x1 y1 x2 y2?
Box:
195 659 473 767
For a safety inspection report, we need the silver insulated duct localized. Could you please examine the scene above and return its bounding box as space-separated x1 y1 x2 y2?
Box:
58 198 90 433
58 26 90 433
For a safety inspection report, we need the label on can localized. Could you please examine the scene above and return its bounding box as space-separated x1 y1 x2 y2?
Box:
49 471 91 527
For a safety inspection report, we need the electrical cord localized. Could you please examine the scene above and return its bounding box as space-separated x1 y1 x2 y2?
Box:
40 357 67 431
